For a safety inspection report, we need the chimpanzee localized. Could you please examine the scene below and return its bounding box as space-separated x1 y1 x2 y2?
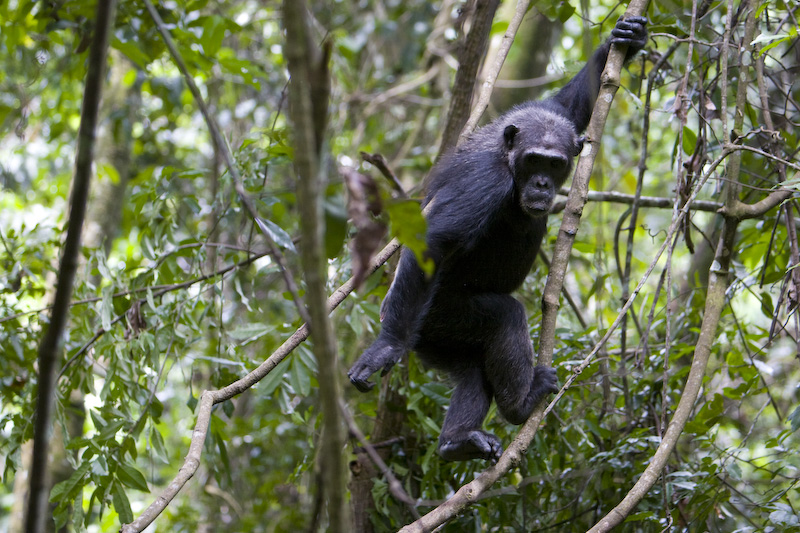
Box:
348 17 648 462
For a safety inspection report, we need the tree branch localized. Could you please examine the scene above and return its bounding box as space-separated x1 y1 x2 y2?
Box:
438 0 501 155
551 189 723 213
24 2 117 531
458 0 532 141
142 0 311 325
587 3 758 529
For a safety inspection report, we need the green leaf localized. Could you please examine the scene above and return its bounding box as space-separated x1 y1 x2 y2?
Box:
726 462 742 481
324 199 348 259
257 218 297 252
260 359 289 396
491 20 509 36
725 350 744 368
556 2 576 23
290 357 311 396
111 480 134 524
385 199 433 275
761 291 774 317
149 427 169 463
228 323 275 342
116 463 150 492
71 494 84 531
99 162 120 184
222 398 235 418
50 461 91 502
769 503 800 526
682 126 697 155
789 405 800 433
624 511 656 523
201 15 226 56
419 382 450 407
696 393 724 427
111 37 151 69
97 419 125 442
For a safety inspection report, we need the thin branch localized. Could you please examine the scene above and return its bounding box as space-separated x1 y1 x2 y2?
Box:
141 0 311 325
619 39 681 424
551 189 723 213
361 64 441 116
121 238 402 532
459 0 532 141
339 399 421 519
729 143 800 173
360 151 407 198
438 0 501 155
588 3 758 529
24 2 117 532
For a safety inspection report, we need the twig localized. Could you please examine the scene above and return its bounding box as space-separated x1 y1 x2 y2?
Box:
141 0 311 326
339 399 420 519
24 1 117 531
360 151 407 197
121 238 402 532
362 65 441 116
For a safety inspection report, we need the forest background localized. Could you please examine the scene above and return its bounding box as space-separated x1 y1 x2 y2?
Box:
1 0 799 531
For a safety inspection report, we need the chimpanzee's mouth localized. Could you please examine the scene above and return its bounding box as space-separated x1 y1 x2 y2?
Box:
521 198 552 218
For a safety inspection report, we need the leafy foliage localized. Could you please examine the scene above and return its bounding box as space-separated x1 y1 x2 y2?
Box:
1 0 799 532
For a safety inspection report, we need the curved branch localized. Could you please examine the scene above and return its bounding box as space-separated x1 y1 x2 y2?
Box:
121 239 401 533
720 188 793 220
588 2 758 529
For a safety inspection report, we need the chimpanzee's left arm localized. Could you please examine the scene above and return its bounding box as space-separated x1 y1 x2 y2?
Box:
551 16 648 133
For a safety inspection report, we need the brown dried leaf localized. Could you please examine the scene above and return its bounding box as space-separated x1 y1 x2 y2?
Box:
342 168 386 288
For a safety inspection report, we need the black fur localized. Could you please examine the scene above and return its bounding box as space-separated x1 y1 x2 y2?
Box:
348 17 647 463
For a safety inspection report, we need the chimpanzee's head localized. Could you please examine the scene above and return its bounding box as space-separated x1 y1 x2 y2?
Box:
503 108 583 218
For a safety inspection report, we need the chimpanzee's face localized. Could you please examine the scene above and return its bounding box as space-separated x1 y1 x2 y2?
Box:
503 117 580 218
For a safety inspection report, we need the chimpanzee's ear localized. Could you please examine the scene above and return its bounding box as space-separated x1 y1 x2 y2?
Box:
504 125 519 150
572 136 586 157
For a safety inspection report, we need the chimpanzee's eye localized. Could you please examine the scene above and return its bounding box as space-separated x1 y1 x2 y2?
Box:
549 158 566 171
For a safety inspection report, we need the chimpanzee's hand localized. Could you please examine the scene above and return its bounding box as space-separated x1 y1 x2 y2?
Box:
347 339 403 392
611 16 648 59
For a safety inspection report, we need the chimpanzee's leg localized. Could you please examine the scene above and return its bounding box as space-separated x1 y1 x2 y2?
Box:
419 292 557 462
437 366 502 463
422 293 557 426
477 294 558 425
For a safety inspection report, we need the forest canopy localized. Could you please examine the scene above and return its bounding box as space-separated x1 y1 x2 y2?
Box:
1 0 799 532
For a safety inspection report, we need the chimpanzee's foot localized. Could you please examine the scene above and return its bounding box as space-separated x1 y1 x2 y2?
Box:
438 430 503 463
